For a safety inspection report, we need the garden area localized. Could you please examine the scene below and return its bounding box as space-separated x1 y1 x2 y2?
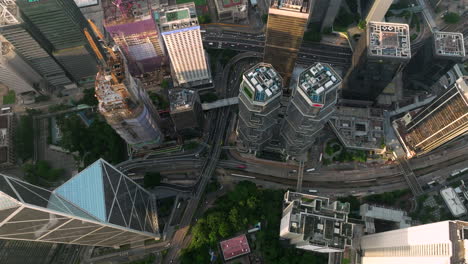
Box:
15 109 42 162
322 139 367 165
56 113 127 168
179 181 328 264
3 90 15 105
149 92 169 110
22 160 64 187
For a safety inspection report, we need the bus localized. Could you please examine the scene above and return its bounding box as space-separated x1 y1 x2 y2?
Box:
306 168 316 172
308 190 318 193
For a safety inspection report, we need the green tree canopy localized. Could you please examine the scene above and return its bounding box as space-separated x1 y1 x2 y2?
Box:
443 12 460 24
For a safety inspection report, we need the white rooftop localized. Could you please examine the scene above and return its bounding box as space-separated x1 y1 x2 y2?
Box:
434 31 466 58
367 21 411 59
441 187 467 217
298 62 341 107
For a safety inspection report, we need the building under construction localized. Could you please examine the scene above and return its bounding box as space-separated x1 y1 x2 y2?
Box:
394 76 468 157
103 0 166 75
95 47 163 149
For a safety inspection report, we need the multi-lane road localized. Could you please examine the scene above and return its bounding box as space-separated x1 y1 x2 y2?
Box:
202 30 353 68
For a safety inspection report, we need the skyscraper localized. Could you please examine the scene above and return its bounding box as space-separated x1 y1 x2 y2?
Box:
342 22 411 101
156 3 211 87
281 63 341 158
394 76 468 157
95 47 163 149
403 31 465 91
360 220 468 264
280 191 354 253
0 159 159 248
103 0 167 75
14 0 102 81
169 88 204 137
0 39 41 94
364 0 393 22
264 0 310 91
237 63 283 154
0 0 74 92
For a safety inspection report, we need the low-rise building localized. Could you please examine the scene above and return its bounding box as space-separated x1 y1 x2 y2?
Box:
280 191 354 253
329 106 385 152
214 0 248 23
360 204 412 234
440 187 467 217
219 234 251 261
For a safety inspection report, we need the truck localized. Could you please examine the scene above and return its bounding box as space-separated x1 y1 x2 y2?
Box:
308 190 318 193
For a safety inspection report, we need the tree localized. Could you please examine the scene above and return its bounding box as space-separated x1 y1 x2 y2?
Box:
443 12 460 24
23 160 64 185
15 114 34 161
57 114 126 167
78 88 98 106
197 15 211 24
358 19 366 29
144 172 161 188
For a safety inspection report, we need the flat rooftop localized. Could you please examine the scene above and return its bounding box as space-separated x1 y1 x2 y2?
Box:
441 188 466 217
269 0 310 13
169 88 196 113
155 3 199 33
298 62 341 107
329 106 385 151
243 62 282 103
367 22 411 59
434 31 466 58
283 191 353 251
219 234 251 261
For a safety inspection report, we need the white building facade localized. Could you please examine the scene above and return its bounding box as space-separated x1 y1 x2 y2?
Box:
158 3 211 86
360 220 468 264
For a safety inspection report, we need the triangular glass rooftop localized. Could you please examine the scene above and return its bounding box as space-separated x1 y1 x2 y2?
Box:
54 160 107 222
0 159 158 235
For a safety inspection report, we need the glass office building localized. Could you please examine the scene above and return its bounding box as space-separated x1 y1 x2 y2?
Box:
0 159 159 247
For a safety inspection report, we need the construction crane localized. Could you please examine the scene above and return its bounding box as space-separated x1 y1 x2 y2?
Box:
84 28 105 64
87 19 118 61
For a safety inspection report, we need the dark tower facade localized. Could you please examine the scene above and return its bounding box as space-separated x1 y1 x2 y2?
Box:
342 22 411 102
15 0 102 81
403 32 465 91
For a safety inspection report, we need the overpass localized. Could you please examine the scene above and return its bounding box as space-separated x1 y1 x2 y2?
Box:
202 97 238 110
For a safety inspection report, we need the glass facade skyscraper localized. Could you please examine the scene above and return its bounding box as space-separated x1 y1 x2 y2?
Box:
0 159 159 247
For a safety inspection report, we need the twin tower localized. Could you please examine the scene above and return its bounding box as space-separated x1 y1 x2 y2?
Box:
237 62 342 159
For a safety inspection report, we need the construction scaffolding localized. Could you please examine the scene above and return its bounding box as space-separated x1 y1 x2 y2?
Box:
103 0 166 75
95 46 163 148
